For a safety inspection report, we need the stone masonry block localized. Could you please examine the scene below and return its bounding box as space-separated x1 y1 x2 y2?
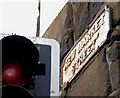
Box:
106 41 120 91
111 25 120 42
108 60 120 91
108 88 120 98
107 41 120 62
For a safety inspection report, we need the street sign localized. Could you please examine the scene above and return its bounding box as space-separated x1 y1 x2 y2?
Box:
62 6 111 88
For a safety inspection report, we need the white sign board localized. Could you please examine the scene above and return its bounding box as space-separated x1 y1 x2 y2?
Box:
62 6 111 88
34 38 60 96
27 37 60 96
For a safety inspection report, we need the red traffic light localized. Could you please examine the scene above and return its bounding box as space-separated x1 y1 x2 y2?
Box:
2 35 39 85
2 63 26 85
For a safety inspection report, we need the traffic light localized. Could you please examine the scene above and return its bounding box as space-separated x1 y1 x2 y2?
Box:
0 35 60 97
1 35 39 97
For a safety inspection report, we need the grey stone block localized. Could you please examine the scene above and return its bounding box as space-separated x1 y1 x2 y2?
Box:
108 88 120 98
108 60 120 91
106 41 120 91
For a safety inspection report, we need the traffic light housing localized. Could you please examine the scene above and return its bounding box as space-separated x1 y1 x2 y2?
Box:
1 35 39 96
2 85 33 97
0 35 60 97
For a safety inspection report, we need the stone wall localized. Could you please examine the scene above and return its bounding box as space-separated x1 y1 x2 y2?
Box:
66 49 108 96
42 1 120 97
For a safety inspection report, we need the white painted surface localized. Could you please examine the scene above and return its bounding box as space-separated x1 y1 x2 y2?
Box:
35 38 60 96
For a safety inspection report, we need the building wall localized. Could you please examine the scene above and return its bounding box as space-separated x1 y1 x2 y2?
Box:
66 48 108 96
43 2 120 97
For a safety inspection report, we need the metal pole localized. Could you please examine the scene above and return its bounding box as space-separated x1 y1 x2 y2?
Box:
36 0 40 37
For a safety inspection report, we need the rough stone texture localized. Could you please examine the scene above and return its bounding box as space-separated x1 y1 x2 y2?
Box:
43 2 120 62
104 2 120 28
42 2 120 97
108 60 120 91
110 25 120 44
60 89 67 97
107 41 120 62
43 3 75 60
108 88 120 98
66 50 108 96
43 3 68 41
106 41 120 92
71 2 104 41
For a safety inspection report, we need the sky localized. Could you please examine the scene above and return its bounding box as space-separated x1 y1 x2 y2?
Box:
40 0 68 37
0 0 68 37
